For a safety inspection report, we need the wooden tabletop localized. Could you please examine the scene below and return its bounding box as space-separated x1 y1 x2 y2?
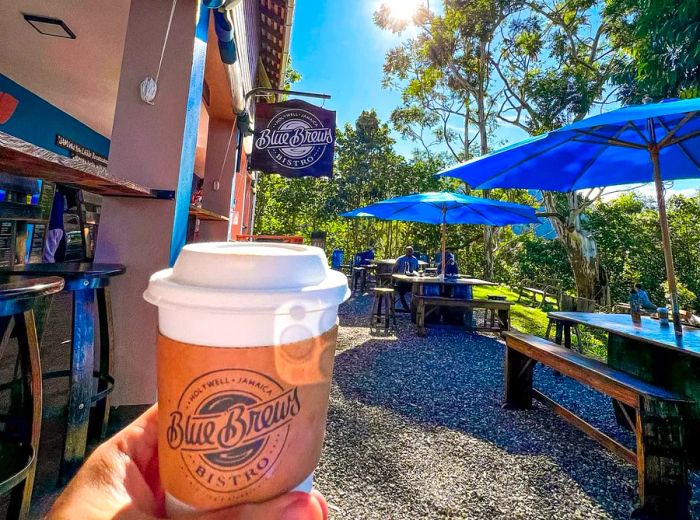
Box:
377 258 429 266
392 274 496 286
548 312 700 358
0 262 126 279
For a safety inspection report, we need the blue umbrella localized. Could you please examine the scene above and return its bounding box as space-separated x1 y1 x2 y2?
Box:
341 191 539 276
437 97 700 334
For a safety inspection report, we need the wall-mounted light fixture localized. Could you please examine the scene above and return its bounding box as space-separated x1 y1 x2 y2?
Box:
23 14 76 39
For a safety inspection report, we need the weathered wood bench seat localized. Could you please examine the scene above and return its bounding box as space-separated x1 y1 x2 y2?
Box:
503 331 692 519
415 296 512 335
517 279 560 309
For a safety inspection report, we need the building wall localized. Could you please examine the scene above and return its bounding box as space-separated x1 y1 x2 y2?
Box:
94 0 206 405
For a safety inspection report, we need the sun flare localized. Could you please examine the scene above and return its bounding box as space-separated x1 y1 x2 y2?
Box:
382 0 423 22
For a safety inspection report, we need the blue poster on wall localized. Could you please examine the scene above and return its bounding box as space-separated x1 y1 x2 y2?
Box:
0 73 110 161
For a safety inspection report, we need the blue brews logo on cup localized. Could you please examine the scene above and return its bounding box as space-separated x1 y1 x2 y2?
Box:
255 108 334 170
166 369 301 495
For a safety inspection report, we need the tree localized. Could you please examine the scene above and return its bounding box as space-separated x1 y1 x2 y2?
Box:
254 111 452 257
489 0 626 300
585 192 700 310
605 0 700 103
375 0 514 279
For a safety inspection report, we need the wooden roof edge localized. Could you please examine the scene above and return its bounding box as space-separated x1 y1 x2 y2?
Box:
258 0 295 91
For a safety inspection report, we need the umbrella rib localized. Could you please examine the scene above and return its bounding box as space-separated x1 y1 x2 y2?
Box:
668 129 700 147
656 119 700 169
572 128 646 149
658 111 697 148
385 204 421 220
629 121 650 145
466 204 500 227
567 125 632 190
473 133 581 188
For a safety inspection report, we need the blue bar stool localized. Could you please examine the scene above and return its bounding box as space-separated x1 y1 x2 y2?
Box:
0 277 64 519
0 263 126 484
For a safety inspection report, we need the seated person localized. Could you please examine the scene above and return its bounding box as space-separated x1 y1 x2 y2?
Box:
438 252 459 277
635 283 657 311
394 246 419 274
393 246 419 310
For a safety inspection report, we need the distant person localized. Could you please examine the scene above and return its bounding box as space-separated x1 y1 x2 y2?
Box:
393 246 419 310
394 246 419 274
43 190 65 263
360 248 375 266
438 252 459 277
635 283 657 311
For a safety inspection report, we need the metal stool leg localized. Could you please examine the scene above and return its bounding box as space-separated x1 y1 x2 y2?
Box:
60 289 96 484
92 286 114 440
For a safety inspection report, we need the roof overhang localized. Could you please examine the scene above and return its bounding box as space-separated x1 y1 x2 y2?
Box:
259 0 294 90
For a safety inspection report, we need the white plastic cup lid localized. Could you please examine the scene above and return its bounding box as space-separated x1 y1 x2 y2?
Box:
143 242 350 314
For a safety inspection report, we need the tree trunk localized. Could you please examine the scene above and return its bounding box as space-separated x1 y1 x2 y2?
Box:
477 39 496 280
542 192 601 300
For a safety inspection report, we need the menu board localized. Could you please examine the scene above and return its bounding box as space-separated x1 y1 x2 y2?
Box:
38 182 56 220
29 224 46 264
0 221 15 268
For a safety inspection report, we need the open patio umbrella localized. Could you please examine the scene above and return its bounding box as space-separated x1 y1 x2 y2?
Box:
341 191 539 277
436 97 700 334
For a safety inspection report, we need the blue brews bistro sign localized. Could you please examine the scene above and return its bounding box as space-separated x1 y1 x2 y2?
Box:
249 99 335 178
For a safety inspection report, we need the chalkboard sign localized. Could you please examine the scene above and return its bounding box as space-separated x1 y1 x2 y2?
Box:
29 224 46 264
38 182 56 220
0 221 15 268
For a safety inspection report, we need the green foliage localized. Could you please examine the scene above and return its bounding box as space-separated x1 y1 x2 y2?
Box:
473 284 607 359
605 0 700 102
496 231 575 290
254 110 465 259
283 59 302 91
584 193 700 309
662 281 697 311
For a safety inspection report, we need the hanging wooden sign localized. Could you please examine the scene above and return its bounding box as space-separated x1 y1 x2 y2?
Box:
249 99 335 178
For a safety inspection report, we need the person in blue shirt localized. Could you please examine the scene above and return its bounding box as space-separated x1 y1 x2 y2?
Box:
635 283 657 311
360 248 375 266
393 246 419 310
438 252 459 277
393 246 419 274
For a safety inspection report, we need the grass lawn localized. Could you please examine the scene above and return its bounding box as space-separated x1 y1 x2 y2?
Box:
473 284 607 359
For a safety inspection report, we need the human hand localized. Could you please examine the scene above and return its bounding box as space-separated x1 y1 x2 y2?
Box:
47 405 328 520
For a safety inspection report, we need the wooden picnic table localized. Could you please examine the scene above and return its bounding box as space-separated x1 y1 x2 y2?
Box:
373 259 426 287
375 258 428 268
548 311 700 467
393 274 497 326
392 274 496 291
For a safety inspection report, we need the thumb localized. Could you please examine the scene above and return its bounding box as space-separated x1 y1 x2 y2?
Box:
193 491 327 520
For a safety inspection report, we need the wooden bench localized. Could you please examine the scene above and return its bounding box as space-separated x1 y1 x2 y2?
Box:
503 331 692 519
517 279 561 309
415 296 512 336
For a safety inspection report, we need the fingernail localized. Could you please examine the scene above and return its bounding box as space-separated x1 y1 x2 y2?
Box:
281 494 312 520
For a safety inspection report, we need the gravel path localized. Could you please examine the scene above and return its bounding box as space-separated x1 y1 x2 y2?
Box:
315 294 700 519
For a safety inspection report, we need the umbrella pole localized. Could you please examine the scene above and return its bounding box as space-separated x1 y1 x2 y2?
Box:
651 148 682 335
441 206 447 280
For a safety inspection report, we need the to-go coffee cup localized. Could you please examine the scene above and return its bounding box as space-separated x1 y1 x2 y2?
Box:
143 242 349 514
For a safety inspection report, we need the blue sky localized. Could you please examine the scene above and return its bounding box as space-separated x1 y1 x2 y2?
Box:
288 0 700 197
289 1 407 145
